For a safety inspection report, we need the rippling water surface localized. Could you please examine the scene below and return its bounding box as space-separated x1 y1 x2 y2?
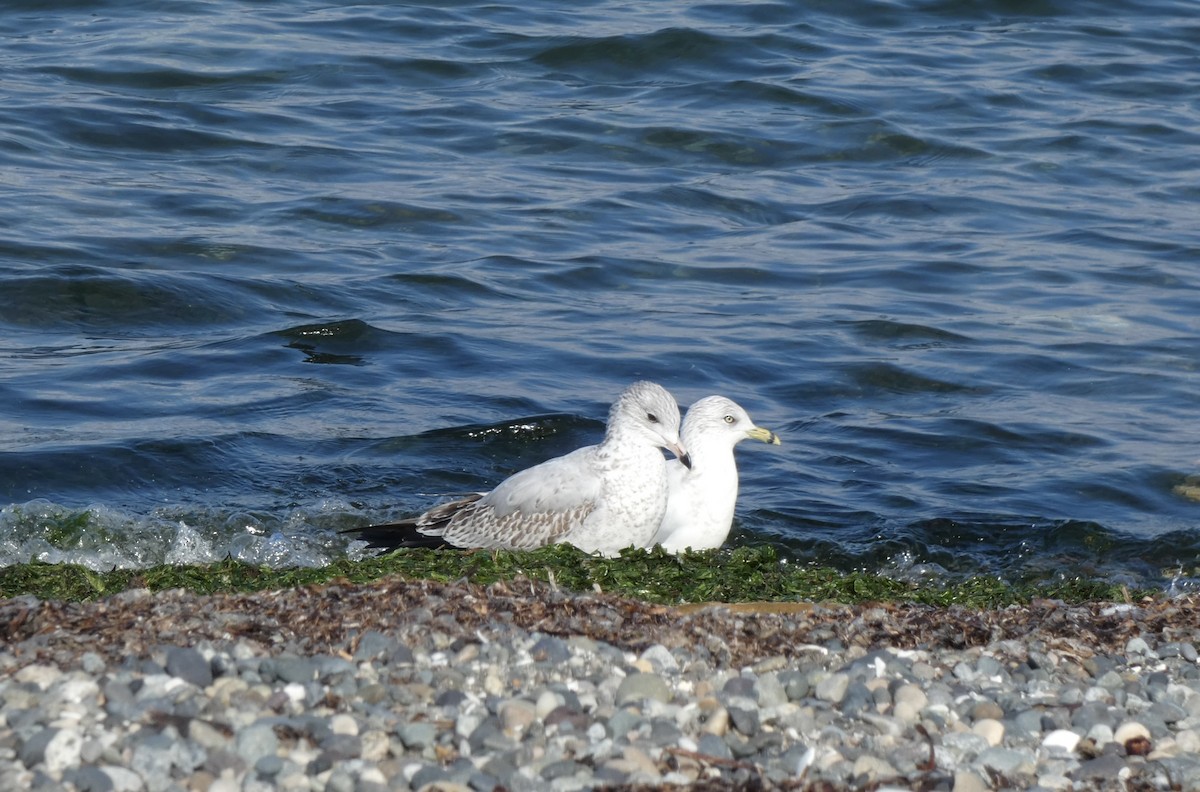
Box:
2 0 1198 586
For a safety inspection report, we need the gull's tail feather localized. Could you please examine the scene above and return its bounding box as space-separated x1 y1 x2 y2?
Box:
342 521 450 551
343 493 484 552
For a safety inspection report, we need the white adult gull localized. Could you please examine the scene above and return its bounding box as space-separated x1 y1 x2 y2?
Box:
652 395 780 553
346 381 690 557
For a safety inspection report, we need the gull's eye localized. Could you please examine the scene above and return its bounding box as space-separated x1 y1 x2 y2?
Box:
723 414 736 425
646 412 659 424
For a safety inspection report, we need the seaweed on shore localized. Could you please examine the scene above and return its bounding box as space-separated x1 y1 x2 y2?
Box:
0 544 1144 606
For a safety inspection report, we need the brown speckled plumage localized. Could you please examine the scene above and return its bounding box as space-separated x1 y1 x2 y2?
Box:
346 381 690 556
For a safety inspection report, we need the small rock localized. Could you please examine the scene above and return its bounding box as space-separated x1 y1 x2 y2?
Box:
699 702 729 736
329 714 358 736
814 673 850 704
529 636 571 665
726 701 760 737
68 767 114 792
319 733 361 761
852 754 896 781
893 683 928 722
1125 636 1154 657
398 722 437 750
15 664 62 689
255 755 284 777
234 723 279 766
696 733 733 761
637 645 678 673
977 746 1035 776
970 699 1004 721
18 729 54 769
615 673 671 706
188 719 230 750
498 699 536 736
756 673 788 707
1041 729 1080 753
541 759 586 781
973 718 1005 747
165 647 212 688
620 746 660 778
1114 721 1152 756
265 656 315 685
952 770 990 792
607 709 645 740
535 690 565 720
1086 723 1115 747
100 766 144 792
431 687 466 709
352 630 397 661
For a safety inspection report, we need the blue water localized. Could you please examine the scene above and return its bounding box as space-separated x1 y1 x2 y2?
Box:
2 0 1198 587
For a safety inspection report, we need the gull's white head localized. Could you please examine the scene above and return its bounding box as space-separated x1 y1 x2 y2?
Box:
609 381 690 468
682 395 780 454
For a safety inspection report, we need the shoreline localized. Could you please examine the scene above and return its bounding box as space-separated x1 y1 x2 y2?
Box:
4 574 1200 790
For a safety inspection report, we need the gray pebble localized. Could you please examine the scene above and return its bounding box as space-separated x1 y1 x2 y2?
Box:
398 722 438 750
66 766 114 792
263 655 315 684
606 709 645 741
530 636 571 665
165 647 212 688
978 746 1036 776
234 723 278 765
615 673 670 706
254 754 284 777
726 702 760 737
18 728 57 769
540 759 585 780
8 591 1200 792
814 672 850 704
696 732 732 760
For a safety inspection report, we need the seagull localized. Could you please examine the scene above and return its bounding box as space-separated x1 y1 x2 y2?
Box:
345 381 690 557
652 395 780 553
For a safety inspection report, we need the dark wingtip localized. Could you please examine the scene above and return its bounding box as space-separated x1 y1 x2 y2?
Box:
679 452 693 470
341 522 452 552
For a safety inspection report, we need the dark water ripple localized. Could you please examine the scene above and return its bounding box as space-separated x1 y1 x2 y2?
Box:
1 0 1198 586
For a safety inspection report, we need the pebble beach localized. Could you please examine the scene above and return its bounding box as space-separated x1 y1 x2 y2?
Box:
4 577 1200 791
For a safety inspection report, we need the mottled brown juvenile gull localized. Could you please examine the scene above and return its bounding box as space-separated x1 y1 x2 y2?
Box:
651 395 780 553
346 381 690 557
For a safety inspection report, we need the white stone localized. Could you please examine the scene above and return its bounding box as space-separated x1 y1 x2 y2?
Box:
50 676 101 706
536 689 566 720
893 683 928 719
1041 729 1081 753
483 670 505 697
207 677 248 707
952 769 989 792
361 730 389 762
1114 721 1151 744
1149 737 1180 759
282 682 306 703
14 664 62 689
1175 729 1200 753
852 754 897 780
973 718 1005 747
42 727 83 773
327 713 357 736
